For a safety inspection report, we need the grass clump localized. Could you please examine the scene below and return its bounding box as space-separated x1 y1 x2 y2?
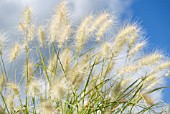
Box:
0 1 169 114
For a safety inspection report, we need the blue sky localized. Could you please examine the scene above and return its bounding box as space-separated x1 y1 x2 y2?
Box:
132 0 170 103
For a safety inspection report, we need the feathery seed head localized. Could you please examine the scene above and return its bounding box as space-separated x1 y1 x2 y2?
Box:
145 73 157 83
96 19 113 41
66 69 84 88
117 25 139 41
128 25 140 47
28 25 35 41
10 43 22 62
65 54 91 87
6 95 15 110
80 16 93 29
49 22 57 43
100 42 111 57
38 26 46 48
113 25 140 55
138 52 163 66
74 54 91 74
112 26 137 55
118 65 138 75
144 80 160 92
155 61 170 71
49 1 69 44
48 54 57 73
89 12 110 32
112 37 127 56
129 33 138 47
67 75 84 89
50 78 68 99
120 78 131 87
103 61 115 78
27 79 42 97
58 24 71 48
24 7 31 28
76 16 93 51
7 83 20 95
60 48 71 71
129 42 145 57
55 1 68 24
41 100 55 114
24 61 34 78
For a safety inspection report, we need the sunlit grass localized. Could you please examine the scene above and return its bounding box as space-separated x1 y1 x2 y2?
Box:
0 1 169 114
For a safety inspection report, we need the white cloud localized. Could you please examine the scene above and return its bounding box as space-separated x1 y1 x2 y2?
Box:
0 0 133 29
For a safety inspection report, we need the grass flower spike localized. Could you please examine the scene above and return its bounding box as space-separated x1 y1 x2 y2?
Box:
76 16 93 51
0 1 169 114
10 43 22 62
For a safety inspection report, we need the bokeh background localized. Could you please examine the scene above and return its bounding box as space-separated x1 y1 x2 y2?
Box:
0 0 170 103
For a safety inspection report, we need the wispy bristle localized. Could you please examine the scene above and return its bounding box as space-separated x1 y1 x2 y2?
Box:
24 7 31 28
100 42 111 57
129 42 145 57
118 64 138 75
50 78 68 99
112 25 139 56
96 19 113 41
48 54 57 74
155 61 170 71
7 83 20 95
58 24 71 48
138 52 163 66
24 61 34 79
6 95 14 111
27 79 42 97
76 16 93 51
49 1 70 47
28 25 35 41
41 100 55 114
38 26 46 48
60 48 71 71
10 43 22 62
89 12 110 32
144 73 157 83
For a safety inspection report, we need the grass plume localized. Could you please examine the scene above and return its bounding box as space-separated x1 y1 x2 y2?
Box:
0 1 169 114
